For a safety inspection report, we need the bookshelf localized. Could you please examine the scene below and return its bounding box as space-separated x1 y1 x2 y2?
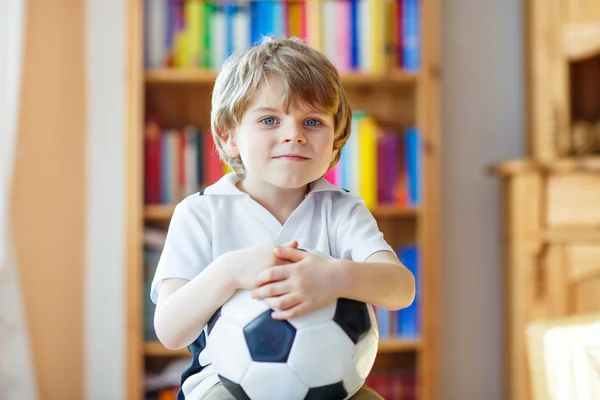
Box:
125 1 440 399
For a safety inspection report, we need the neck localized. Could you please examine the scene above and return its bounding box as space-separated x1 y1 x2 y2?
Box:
237 176 309 225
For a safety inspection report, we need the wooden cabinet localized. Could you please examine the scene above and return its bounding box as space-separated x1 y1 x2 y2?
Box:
494 1 600 397
494 160 600 400
527 0 600 160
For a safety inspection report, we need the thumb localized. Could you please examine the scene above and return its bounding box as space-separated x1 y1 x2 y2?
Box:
274 246 306 263
281 240 298 249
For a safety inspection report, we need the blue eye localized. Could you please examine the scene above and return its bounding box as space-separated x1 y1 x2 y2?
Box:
305 119 322 127
260 117 277 125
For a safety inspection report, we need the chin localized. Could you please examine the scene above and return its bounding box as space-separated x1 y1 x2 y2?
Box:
269 173 315 189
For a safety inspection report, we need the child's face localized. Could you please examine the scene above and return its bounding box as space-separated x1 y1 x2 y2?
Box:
226 77 338 189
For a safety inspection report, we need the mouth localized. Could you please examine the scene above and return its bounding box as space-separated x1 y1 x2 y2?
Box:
273 155 310 161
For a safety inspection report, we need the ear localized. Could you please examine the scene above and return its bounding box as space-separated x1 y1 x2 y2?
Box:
219 131 240 158
330 146 340 162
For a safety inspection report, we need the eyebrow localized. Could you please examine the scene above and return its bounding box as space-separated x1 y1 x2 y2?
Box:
251 106 330 117
251 107 282 114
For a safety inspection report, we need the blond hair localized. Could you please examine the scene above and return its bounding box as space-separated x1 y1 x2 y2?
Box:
210 36 352 174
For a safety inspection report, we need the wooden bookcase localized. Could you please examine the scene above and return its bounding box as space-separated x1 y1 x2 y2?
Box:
125 1 440 399
493 1 600 399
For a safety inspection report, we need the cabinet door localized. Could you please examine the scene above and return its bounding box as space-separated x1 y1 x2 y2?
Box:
542 244 600 315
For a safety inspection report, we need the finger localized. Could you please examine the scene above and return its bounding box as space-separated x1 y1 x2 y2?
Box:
274 246 307 263
252 281 289 299
271 302 309 320
262 294 300 312
254 266 289 287
281 240 298 249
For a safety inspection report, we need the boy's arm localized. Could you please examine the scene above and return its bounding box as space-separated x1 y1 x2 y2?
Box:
154 252 237 350
336 250 415 311
255 247 415 320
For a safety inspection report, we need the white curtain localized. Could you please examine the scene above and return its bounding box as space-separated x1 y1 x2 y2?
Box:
0 1 38 398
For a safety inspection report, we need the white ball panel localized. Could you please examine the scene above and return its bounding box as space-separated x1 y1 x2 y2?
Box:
221 290 270 327
288 321 355 387
366 304 380 342
343 328 379 397
242 362 309 400
207 319 252 383
288 300 336 329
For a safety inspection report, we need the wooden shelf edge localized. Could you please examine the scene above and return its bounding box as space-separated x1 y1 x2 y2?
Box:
145 204 419 221
563 22 600 62
378 337 422 353
144 341 191 357
144 337 420 358
490 156 600 177
145 68 419 86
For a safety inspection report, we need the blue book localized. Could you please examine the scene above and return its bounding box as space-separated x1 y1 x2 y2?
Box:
403 0 420 71
350 0 359 70
396 245 420 337
405 127 422 207
271 1 285 38
224 2 236 57
375 307 391 339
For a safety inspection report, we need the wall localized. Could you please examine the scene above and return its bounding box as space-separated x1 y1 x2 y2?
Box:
440 0 525 399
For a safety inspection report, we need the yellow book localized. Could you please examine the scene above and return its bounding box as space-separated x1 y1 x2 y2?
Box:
358 116 378 209
371 0 385 73
185 0 202 68
173 31 189 68
306 1 322 51
223 164 232 174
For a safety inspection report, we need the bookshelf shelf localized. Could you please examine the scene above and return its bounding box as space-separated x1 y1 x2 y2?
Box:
145 68 419 86
144 337 421 358
144 203 420 221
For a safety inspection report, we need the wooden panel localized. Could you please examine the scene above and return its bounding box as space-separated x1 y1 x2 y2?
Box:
561 0 600 24
126 0 144 399
546 173 600 226
501 172 543 400
11 1 86 398
563 22 600 61
528 0 569 159
567 245 600 282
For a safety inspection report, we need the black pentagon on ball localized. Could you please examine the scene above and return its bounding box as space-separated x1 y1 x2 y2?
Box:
219 374 250 400
244 309 296 362
207 307 221 335
333 298 372 344
304 381 348 400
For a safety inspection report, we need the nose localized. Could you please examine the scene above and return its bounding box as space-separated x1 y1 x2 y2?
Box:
280 123 307 144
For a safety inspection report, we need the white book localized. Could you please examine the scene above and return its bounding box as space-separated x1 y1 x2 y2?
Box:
146 0 166 68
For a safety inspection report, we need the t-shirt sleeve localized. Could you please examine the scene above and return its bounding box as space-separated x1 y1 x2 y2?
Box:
333 197 395 262
150 199 212 304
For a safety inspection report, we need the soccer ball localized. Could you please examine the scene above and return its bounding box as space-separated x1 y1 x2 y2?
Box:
204 288 380 400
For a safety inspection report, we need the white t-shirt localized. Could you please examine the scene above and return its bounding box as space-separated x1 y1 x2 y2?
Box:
150 172 395 398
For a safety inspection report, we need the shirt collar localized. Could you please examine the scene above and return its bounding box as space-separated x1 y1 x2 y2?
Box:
203 172 348 196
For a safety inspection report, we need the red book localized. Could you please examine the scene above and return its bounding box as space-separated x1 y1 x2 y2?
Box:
144 118 162 204
203 130 223 186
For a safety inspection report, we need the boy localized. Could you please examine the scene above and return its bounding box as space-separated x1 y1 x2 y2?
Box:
151 36 416 400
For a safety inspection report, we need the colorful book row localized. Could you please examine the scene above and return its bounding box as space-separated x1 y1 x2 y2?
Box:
144 115 422 208
144 0 420 73
326 111 422 209
144 119 228 205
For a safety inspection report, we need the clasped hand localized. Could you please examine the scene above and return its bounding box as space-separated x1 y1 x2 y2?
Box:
251 242 342 320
